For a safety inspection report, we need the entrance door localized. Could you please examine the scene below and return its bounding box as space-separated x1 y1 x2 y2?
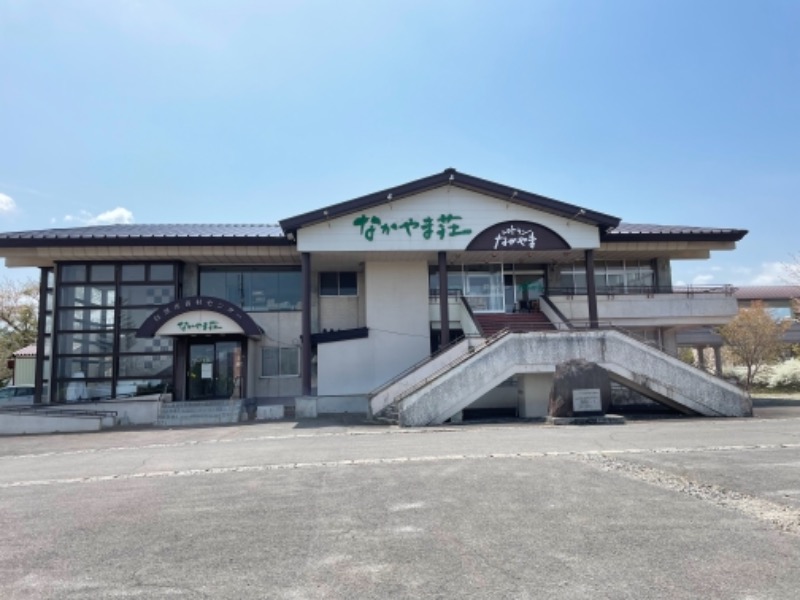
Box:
187 340 243 400
509 273 545 312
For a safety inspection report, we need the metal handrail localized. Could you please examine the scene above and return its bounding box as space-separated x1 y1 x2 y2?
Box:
548 284 735 297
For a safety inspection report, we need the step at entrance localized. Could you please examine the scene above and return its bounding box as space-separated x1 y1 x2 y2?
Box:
156 399 244 427
474 312 555 336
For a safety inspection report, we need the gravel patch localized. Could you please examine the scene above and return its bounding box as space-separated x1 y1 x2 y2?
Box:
576 452 800 535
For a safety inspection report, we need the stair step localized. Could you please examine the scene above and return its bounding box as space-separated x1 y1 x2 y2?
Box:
474 311 555 336
156 400 244 427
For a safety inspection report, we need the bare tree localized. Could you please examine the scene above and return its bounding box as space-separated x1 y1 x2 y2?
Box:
718 300 791 392
785 252 800 285
0 278 39 383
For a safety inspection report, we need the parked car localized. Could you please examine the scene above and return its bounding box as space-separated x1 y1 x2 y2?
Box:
0 384 35 406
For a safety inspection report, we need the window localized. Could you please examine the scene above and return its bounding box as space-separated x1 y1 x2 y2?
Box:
261 347 300 377
558 261 654 294
199 267 301 311
320 272 357 296
53 262 177 402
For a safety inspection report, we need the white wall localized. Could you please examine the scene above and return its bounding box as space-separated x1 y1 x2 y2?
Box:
319 271 366 331
297 186 599 252
317 260 430 395
12 356 36 386
551 293 738 327
249 311 303 398
518 373 553 418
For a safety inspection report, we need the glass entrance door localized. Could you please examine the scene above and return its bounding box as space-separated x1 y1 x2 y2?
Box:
510 273 545 312
187 340 243 400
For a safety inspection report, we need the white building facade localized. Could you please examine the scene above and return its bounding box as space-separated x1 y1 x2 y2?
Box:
0 169 749 419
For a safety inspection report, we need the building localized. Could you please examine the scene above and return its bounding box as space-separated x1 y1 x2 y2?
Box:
677 285 800 374
0 169 751 424
9 344 37 386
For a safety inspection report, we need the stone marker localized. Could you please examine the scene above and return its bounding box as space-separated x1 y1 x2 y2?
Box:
548 359 612 417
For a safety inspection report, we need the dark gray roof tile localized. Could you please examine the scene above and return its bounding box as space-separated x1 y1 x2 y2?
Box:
0 224 288 247
603 223 748 242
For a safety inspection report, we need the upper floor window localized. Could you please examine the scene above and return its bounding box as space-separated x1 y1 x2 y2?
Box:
199 267 301 311
320 272 357 296
559 261 655 294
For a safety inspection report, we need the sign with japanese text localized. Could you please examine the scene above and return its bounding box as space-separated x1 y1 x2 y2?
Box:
353 213 472 242
572 388 602 413
466 221 571 252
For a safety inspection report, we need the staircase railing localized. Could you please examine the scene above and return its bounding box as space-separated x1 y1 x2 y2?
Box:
539 295 574 330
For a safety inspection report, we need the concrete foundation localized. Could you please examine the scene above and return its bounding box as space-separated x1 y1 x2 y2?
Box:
295 397 318 419
256 405 285 420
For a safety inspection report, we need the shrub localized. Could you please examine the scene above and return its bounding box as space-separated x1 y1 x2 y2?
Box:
766 359 800 390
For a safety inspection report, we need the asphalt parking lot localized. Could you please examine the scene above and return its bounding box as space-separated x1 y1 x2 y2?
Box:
1 401 799 599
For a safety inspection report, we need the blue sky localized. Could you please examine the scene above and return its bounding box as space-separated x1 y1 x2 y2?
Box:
1 0 798 286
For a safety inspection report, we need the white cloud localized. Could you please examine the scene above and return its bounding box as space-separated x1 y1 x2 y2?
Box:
0 193 17 213
692 274 715 285
749 262 788 286
87 207 134 225
59 207 135 226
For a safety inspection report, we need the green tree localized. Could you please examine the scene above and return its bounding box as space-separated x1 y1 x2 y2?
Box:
0 278 39 383
718 300 791 392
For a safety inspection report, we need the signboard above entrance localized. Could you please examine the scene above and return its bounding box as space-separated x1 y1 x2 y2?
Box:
136 296 263 338
466 221 571 252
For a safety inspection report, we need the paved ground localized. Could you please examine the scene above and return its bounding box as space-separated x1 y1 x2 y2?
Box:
1 402 800 599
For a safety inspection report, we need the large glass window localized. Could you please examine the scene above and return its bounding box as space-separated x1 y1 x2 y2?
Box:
558 261 654 295
37 268 54 403
428 266 503 311
200 267 302 311
53 262 178 402
261 347 300 377
428 269 466 297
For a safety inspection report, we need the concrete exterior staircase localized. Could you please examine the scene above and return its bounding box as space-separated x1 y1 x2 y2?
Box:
474 312 555 336
156 400 243 427
391 330 750 426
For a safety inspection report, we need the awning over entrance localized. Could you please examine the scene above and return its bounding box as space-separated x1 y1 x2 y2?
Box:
136 296 263 338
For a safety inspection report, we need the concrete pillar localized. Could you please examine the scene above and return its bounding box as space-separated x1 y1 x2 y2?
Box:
585 249 599 329
661 327 678 356
696 346 706 371
34 267 49 404
713 346 723 375
438 251 450 347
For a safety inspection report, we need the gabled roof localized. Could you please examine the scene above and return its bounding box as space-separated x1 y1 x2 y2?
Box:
279 168 622 235
13 344 37 357
0 224 288 248
603 223 748 242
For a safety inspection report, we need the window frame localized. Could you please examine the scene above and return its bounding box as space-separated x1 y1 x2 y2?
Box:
319 271 358 297
260 346 300 378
